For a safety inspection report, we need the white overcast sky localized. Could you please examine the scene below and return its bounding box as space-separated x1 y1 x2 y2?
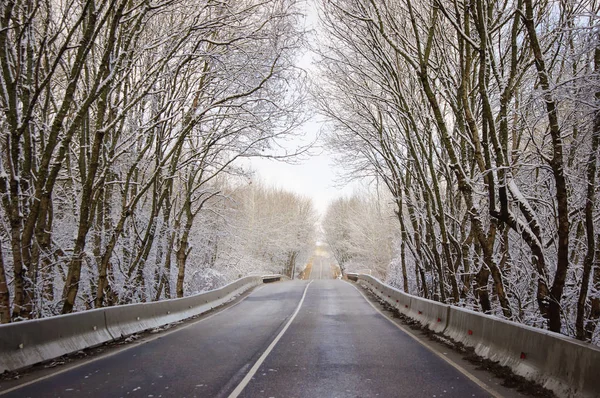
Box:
243 121 359 216
240 1 363 216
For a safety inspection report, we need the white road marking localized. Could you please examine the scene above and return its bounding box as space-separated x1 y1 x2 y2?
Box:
0 285 268 396
344 281 502 398
228 281 313 398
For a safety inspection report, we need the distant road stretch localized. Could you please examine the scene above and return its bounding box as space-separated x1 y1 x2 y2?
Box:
309 255 330 280
2 280 492 398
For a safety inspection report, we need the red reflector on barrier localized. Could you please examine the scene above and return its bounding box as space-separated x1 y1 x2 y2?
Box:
468 330 473 335
418 311 422 315
437 318 441 322
405 305 408 308
520 352 526 359
396 300 399 303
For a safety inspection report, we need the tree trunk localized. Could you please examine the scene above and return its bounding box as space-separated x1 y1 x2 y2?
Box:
286 251 298 278
404 171 426 297
155 211 175 301
523 0 570 333
176 232 190 298
460 232 473 300
95 214 127 308
475 267 492 313
37 196 54 312
425 200 446 302
586 237 600 338
576 44 600 340
176 204 193 298
0 243 11 323
396 208 409 292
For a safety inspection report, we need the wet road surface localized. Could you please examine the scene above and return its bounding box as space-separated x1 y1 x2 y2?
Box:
2 281 493 398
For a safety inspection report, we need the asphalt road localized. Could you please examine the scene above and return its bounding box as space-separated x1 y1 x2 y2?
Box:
309 252 332 280
2 280 493 398
237 281 490 398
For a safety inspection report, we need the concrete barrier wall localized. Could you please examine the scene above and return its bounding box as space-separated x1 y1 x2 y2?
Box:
0 309 112 372
345 273 359 281
0 275 279 373
105 276 263 338
262 274 291 283
356 274 600 398
407 296 449 334
445 306 600 397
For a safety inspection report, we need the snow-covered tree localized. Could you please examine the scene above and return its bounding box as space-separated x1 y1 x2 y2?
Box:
317 0 600 343
0 0 307 319
323 191 396 278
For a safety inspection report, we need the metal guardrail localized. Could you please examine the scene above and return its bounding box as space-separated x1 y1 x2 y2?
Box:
0 274 288 373
352 274 600 398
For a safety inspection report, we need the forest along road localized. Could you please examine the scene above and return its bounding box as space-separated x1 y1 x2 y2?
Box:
1 281 499 398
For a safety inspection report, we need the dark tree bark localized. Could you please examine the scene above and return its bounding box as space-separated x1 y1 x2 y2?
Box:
0 243 11 323
523 0 571 333
576 44 600 340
